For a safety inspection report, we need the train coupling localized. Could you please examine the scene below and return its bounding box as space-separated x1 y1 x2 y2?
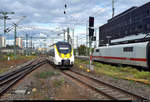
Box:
62 59 70 66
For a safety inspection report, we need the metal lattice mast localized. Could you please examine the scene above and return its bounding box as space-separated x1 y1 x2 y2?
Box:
0 12 15 35
14 24 17 59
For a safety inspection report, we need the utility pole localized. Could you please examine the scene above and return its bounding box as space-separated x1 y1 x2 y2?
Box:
94 28 97 48
67 27 70 43
2 16 26 57
30 37 33 54
76 36 78 55
14 24 17 59
64 3 70 43
112 0 115 18
88 17 94 71
86 21 88 56
63 30 65 41
0 12 14 56
33 43 35 54
72 25 74 49
26 34 28 56
44 38 46 55
0 12 15 35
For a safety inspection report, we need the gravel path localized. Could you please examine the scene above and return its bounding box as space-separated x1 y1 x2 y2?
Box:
1 62 111 100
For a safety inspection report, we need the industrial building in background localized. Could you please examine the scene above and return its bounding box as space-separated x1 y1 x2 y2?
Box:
99 2 150 46
16 37 23 48
0 36 6 48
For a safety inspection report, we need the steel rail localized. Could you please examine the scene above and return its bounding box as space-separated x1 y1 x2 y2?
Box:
0 59 47 97
70 70 148 100
0 62 40 86
0 58 38 80
62 71 117 100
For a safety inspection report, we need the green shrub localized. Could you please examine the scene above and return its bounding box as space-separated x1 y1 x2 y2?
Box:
120 67 139 73
75 58 150 82
134 71 150 80
95 62 104 67
53 78 65 87
35 71 57 79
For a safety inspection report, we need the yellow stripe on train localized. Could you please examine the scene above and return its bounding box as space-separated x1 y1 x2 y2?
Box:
54 45 73 58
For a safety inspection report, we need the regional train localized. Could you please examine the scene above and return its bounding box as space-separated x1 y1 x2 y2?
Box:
48 41 74 69
92 41 150 69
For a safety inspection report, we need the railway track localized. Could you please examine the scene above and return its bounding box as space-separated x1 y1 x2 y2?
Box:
62 70 148 100
0 58 47 97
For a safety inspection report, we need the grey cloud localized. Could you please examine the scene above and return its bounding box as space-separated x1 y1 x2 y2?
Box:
0 0 150 47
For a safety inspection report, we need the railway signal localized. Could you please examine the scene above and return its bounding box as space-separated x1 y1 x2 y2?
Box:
89 17 94 27
88 17 95 71
92 36 96 41
89 28 94 37
89 17 94 38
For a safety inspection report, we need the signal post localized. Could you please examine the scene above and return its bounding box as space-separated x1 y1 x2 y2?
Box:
88 17 95 71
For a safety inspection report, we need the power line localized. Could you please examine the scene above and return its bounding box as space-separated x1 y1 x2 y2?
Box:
76 1 118 24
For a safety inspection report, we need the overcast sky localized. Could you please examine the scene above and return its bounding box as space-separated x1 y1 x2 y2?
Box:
0 0 149 48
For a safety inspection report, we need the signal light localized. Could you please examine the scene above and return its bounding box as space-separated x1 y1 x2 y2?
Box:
92 36 96 41
89 28 94 37
65 4 67 8
89 17 94 27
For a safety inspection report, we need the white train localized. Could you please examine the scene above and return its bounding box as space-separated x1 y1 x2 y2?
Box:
48 41 74 69
92 41 150 68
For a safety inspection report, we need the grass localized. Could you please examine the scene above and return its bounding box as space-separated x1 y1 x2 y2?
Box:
0 55 36 75
0 55 37 74
35 70 58 79
0 55 37 61
134 71 150 80
75 58 150 84
0 68 7 74
53 78 65 87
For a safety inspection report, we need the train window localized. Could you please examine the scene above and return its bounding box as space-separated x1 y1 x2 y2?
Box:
50 49 55 57
123 47 133 52
52 49 55 57
96 49 100 52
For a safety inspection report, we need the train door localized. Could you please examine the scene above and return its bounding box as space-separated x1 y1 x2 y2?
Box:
123 46 134 65
104 47 110 63
94 48 100 61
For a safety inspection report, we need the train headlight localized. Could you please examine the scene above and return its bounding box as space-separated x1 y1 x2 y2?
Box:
58 62 61 65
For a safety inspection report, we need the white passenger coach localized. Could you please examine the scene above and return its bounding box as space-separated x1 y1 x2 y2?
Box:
92 41 150 68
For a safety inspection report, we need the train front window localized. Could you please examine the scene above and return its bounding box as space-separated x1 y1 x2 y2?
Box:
58 45 71 54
